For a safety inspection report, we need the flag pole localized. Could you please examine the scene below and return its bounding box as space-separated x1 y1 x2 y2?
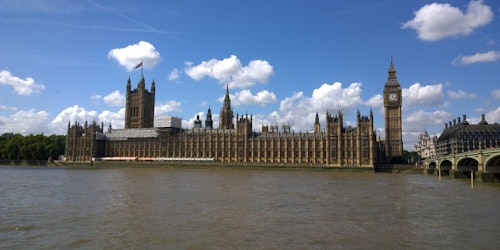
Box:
135 60 144 78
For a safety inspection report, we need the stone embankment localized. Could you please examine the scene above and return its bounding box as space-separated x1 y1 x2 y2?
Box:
0 159 421 173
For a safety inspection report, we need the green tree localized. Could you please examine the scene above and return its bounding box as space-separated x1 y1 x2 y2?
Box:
0 133 66 160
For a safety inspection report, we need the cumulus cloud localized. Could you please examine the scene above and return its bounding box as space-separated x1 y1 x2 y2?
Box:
310 82 363 111
103 90 125 107
108 41 161 71
3 99 181 135
278 82 364 116
492 89 500 99
403 83 445 106
403 109 454 132
0 70 45 95
49 105 125 134
168 68 180 81
0 104 18 112
447 89 476 99
452 50 500 65
485 106 500 124
98 108 126 130
91 93 102 104
184 55 274 88
155 100 182 116
50 105 98 128
365 94 383 109
190 82 367 134
230 89 277 106
0 109 50 134
402 0 493 41
245 82 366 133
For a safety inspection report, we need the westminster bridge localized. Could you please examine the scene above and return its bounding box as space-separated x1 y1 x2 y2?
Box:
422 147 500 181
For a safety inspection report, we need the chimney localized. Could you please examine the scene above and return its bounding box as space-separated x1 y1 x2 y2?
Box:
479 114 488 125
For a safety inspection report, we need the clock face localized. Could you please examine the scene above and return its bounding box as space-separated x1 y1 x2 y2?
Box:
389 93 398 101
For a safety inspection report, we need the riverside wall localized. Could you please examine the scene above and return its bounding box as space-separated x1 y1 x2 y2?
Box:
1 159 424 174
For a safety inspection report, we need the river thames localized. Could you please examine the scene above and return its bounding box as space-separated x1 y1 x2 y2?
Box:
0 166 499 249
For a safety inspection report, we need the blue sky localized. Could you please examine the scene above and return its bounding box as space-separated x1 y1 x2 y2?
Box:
1 0 499 150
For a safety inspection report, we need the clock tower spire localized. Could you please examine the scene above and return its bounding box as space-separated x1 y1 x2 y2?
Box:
383 56 403 161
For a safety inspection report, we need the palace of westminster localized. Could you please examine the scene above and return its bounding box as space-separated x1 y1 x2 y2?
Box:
65 59 418 166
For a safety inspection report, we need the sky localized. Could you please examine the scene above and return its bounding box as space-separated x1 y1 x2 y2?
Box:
1 0 499 150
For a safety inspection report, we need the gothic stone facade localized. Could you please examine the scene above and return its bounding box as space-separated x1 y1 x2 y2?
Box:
67 111 377 167
66 59 403 166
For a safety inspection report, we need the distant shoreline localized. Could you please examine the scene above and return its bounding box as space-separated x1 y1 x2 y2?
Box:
0 160 422 174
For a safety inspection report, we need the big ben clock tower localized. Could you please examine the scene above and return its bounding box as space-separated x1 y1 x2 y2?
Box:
383 56 403 160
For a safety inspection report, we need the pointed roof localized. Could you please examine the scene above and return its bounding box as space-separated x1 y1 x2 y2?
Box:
127 76 131 89
137 75 145 89
223 83 231 109
385 55 400 86
388 54 396 73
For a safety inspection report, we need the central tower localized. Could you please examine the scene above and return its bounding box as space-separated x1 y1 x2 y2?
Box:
125 76 155 129
219 84 234 129
383 56 403 159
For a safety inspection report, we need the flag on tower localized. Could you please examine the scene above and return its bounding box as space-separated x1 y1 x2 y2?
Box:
135 61 143 69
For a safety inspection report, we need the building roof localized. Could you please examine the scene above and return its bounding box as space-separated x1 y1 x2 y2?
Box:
105 128 159 140
437 122 500 143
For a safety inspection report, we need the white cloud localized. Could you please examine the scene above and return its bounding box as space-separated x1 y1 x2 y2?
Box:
50 105 98 131
49 105 125 134
0 104 18 112
452 50 500 65
98 108 125 130
485 106 500 124
243 82 366 133
403 109 454 132
0 109 50 134
403 83 445 106
402 109 455 149
184 55 274 88
230 89 277 106
402 0 493 41
310 82 363 111
20 100 181 135
365 94 383 109
188 82 367 134
108 41 161 71
91 93 102 104
447 89 476 99
168 68 180 81
155 100 182 116
0 70 45 95
103 90 125 107
492 89 500 99
184 112 203 128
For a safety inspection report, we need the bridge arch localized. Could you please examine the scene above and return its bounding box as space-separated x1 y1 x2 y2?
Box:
427 161 437 174
439 160 452 176
485 155 500 174
456 157 479 172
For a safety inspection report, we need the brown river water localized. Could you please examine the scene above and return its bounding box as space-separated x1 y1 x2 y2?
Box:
1 166 499 249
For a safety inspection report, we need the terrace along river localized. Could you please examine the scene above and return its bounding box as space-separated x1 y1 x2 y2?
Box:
1 166 499 249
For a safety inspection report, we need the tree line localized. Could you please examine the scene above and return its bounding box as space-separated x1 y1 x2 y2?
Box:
0 133 66 160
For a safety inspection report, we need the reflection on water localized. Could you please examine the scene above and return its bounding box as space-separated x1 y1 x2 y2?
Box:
1 166 499 249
